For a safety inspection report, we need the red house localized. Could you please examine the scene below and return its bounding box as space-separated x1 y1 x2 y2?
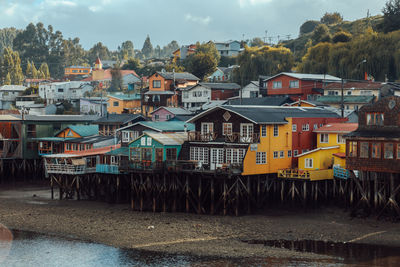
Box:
265 72 341 101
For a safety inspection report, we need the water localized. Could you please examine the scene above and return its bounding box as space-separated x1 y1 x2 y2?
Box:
1 230 400 266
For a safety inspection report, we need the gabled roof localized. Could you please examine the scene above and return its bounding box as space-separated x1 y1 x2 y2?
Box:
296 146 340 158
93 114 144 124
132 131 188 146
57 125 99 137
156 71 200 81
105 147 129 156
151 107 193 115
314 123 358 134
187 105 340 124
325 81 384 90
317 95 375 104
225 96 293 106
117 121 195 132
0 85 27 91
24 115 99 122
65 135 115 144
266 72 341 82
199 82 241 90
285 100 327 107
43 144 120 158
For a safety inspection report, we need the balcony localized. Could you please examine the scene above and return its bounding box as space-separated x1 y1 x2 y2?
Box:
278 169 333 181
188 131 260 143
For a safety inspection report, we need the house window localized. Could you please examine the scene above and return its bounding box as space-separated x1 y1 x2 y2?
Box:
256 152 266 164
289 80 299 88
360 142 369 158
320 134 329 143
348 141 358 157
79 144 84 151
111 156 117 165
302 124 309 131
130 148 140 161
272 81 282 89
72 144 78 151
153 80 161 88
337 134 345 144
273 151 278 159
154 114 160 121
223 123 232 136
190 147 209 164
86 144 91 150
122 131 131 143
66 143 71 150
347 91 352 95
279 151 284 158
227 148 246 163
27 124 36 138
384 143 394 159
293 150 298 157
166 114 172 120
240 123 254 142
261 125 267 137
313 124 318 130
201 123 214 141
397 144 400 159
141 137 146 146
273 125 278 137
372 143 381 158
292 124 297 132
305 158 313 168
146 137 152 146
113 101 119 107
288 150 292 158
166 148 177 160
366 113 384 126
302 149 309 154
57 88 64 92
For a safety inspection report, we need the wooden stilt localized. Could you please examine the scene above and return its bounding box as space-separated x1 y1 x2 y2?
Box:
210 178 215 215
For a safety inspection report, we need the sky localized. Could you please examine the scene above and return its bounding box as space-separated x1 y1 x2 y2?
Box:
0 0 386 50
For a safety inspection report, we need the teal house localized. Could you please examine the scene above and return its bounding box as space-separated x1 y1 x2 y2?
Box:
128 131 187 169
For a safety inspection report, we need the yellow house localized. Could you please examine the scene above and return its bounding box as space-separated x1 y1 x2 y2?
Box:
64 66 91 76
293 122 358 180
242 119 292 175
107 93 141 114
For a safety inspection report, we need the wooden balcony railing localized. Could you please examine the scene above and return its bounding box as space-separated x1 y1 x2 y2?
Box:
188 131 260 143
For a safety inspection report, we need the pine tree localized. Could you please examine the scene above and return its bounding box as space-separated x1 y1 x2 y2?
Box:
141 35 154 59
31 62 38 79
4 72 11 85
39 63 50 78
26 61 32 78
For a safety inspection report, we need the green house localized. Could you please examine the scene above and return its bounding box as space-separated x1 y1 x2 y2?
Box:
128 131 187 168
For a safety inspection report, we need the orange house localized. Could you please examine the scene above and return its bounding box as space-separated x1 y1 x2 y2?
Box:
64 66 91 76
108 94 142 114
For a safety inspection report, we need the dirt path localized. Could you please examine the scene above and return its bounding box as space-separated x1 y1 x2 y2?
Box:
0 183 399 259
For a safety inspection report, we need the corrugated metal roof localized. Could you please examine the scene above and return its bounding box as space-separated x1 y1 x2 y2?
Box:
142 131 188 145
108 93 141 100
325 81 384 90
152 107 192 115
226 96 293 106
105 147 129 156
314 123 358 133
266 72 341 82
157 71 200 81
140 121 195 132
0 85 27 91
0 115 21 121
94 114 143 124
67 125 99 137
199 82 241 90
43 144 120 158
25 115 99 122
317 95 375 104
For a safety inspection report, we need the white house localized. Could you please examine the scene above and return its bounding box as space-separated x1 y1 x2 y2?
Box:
181 84 212 111
0 85 27 109
39 81 93 104
240 81 260 98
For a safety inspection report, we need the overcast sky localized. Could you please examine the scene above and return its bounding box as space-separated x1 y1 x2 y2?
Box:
0 0 386 50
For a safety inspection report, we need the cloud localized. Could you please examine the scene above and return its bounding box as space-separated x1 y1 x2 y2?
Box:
45 0 77 7
238 0 273 7
185 14 211 25
4 3 18 16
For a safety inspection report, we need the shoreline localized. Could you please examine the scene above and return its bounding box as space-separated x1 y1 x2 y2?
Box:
1 183 400 260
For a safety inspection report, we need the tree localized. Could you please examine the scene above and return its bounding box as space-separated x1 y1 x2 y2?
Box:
184 42 220 80
332 31 352 43
165 61 185 72
160 40 179 58
382 0 400 33
39 63 50 78
1 47 24 84
4 73 11 85
122 58 142 71
88 42 111 64
312 24 332 44
320 12 343 25
62 38 88 67
110 66 123 92
119 40 134 60
250 37 264 47
31 62 38 79
299 20 320 36
141 35 154 59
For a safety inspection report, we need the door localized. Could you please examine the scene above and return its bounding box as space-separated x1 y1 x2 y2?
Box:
240 123 254 143
155 148 163 163
210 148 224 170
201 123 213 141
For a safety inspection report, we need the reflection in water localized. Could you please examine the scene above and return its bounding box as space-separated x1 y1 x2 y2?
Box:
2 231 400 266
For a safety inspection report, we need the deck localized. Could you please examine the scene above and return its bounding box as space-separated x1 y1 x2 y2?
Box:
278 169 333 181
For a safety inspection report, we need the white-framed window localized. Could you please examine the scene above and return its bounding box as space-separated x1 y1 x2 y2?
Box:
190 147 209 164
141 137 146 146
288 150 292 158
86 144 91 150
337 134 345 144
302 149 309 154
153 80 161 88
66 143 71 150
166 114 172 120
226 148 246 163
183 92 189 99
273 151 279 159
146 137 152 146
293 150 298 157
122 131 131 143
273 81 282 89
261 125 267 137
289 80 299 88
279 151 284 158
313 124 318 130
320 133 329 143
223 123 232 136
201 122 214 141
292 124 297 132
305 158 313 168
273 125 279 137
240 123 254 142
256 152 266 164
111 156 117 165
302 124 309 131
